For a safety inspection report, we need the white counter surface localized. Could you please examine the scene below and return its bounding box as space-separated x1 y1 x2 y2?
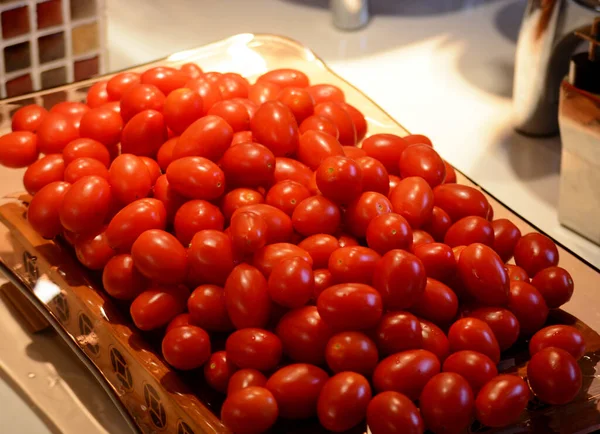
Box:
1 0 599 432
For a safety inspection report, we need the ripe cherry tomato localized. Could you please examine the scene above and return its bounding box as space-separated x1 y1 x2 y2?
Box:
389 177 434 228
221 142 276 188
62 138 110 168
531 266 573 308
187 284 233 332
218 72 249 99
292 195 341 236
253 242 312 277
411 230 435 251
295 235 336 269
433 184 490 221
153 174 187 222
156 137 177 171
120 109 167 156
140 157 161 185
444 160 457 183
373 350 441 400
365 213 412 255
185 77 223 113
225 264 271 329
86 81 110 108
506 264 530 282
410 278 458 326
232 204 293 245
404 134 433 147
469 307 520 351
130 285 187 330
314 268 333 298
226 328 282 371
248 81 281 105
173 115 233 162
345 192 393 238
265 180 310 216
131 229 187 283
75 228 115 269
120 83 166 123
106 72 141 100
221 387 278 434
109 154 152 204
102 254 147 300
273 157 313 187
299 115 339 139
448 317 501 363
399 144 446 188
228 369 267 395
208 100 250 132
420 319 450 362
315 156 362 204
325 331 378 375
508 280 548 336
444 215 494 247
328 246 381 284
230 211 267 254
314 102 356 145
355 156 390 195
367 391 424 434
221 188 264 221
59 175 112 234
162 325 211 370
231 130 254 146
268 257 313 308
141 66 188 95
421 206 452 242
79 107 123 148
27 181 70 238
173 200 223 246
360 134 407 176
375 311 422 355
442 350 498 394
277 87 314 124
420 372 474 434
491 218 522 262
458 243 509 306
0 132 38 167
317 283 382 330
258 68 309 88
266 363 329 419
251 101 299 157
339 102 367 142
166 156 225 200
297 130 345 170
64 157 109 183
50 102 89 128
413 243 456 282
529 325 585 360
276 306 333 365
12 104 47 133
317 372 372 432
373 249 427 310
527 347 582 405
166 313 193 333
188 229 237 286
204 351 238 394
475 374 530 428
23 154 65 195
37 113 79 154
307 84 344 104
342 145 366 159
179 63 203 79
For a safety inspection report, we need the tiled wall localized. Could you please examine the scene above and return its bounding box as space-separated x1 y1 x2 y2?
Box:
0 0 105 99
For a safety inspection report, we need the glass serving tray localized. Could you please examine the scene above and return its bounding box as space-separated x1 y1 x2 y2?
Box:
0 34 599 434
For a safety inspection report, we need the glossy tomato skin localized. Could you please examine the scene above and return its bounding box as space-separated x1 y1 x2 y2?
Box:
373 249 427 310
508 280 549 336
421 206 452 242
276 306 333 365
120 83 165 123
342 146 366 160
86 81 109 107
232 204 294 245
475 374 530 428
224 264 271 329
265 180 310 216
297 130 344 170
252 242 312 278
37 113 79 154
156 137 177 171
527 347 582 405
314 102 356 145
355 156 390 195
433 184 490 222
251 101 299 157
328 246 381 284
108 154 152 204
162 325 211 370
292 195 341 236
27 181 70 239
317 283 382 330
204 351 238 394
389 177 434 228
141 66 188 95
266 363 329 419
442 350 498 394
315 155 362 204
373 350 441 400
339 102 367 141
469 307 520 351
162 88 204 134
375 311 422 355
419 372 474 434
458 243 509 306
307 84 345 104
297 234 338 269
74 229 115 270
411 230 435 251
120 109 167 157
221 188 264 221
506 264 530 282
78 107 122 151
188 284 233 332
345 192 393 238
221 387 278 434
444 216 494 247
529 325 585 360
221 142 276 188
277 87 314 123
173 199 224 246
325 331 379 376
166 156 225 200
317 372 372 432
399 144 446 188
228 369 268 395
11 104 47 133
248 81 280 106
513 232 560 277
410 278 458 326
448 318 501 363
131 229 188 284
226 328 282 371
367 391 424 434
444 161 457 183
130 285 187 330
153 174 187 222
23 154 65 195
273 157 313 187
404 134 433 147
105 198 167 251
62 138 110 168
491 218 522 262
0 131 39 168
59 175 112 234
165 313 192 333
258 68 309 88
413 243 456 283
230 211 267 255
366 213 413 254
299 115 339 139
268 257 313 308
420 319 450 362
102 254 148 300
314 268 333 299
361 133 407 175
531 266 574 308
106 72 141 100
173 115 233 162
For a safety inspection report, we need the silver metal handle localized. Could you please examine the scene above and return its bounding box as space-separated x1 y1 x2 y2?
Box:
331 0 370 31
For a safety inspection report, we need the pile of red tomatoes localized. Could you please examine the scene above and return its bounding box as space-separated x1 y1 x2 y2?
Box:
0 64 583 434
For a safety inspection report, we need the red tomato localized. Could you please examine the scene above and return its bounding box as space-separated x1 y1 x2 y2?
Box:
339 102 368 142
120 110 167 157
173 200 224 246
314 102 356 145
166 313 192 333
119 83 166 123
325 331 378 376
268 257 314 308
373 249 427 310
153 174 187 222
78 107 123 149
50 102 89 127
317 283 382 331
140 157 161 185
185 77 223 113
421 206 452 241
273 157 313 187
231 129 254 146
292 195 341 236
491 218 522 262
265 180 310 216
361 133 408 175
433 184 490 222
86 81 110 108
226 328 282 371
442 350 498 394
188 230 236 286
172 115 233 162
23 154 65 195
413 243 456 282
251 101 299 157
307 84 345 104
224 264 271 329
248 81 281 105
355 156 390 195
179 63 203 80
102 254 147 300
315 155 362 204
419 372 474 434
130 285 187 330
411 230 435 251
365 213 413 254
131 229 187 283
527 347 582 405
529 325 585 360
404 134 433 146
314 268 333 299
106 72 141 100
166 156 225 200
204 351 238 394
367 391 424 434
36 113 79 154
207 100 250 132
297 130 344 170
156 137 177 171
232 204 293 245
253 243 312 277
457 243 509 306
27 181 70 239
188 284 233 332
373 350 441 400
63 138 110 168
12 104 47 133
389 177 434 228
108 154 152 204
266 363 329 419
448 318 501 363
508 280 549 336
162 325 211 370
74 228 115 269
444 160 457 183
218 73 249 99
221 387 278 434
277 87 314 124
64 157 109 183
221 188 264 221
420 319 450 362
230 211 267 254
342 146 366 159
221 142 275 188
299 115 339 139
469 307 520 351
399 144 446 188
258 68 309 88
59 175 112 234
506 264 530 282
317 372 372 432
475 374 530 428
141 66 188 95
375 311 422 355
410 278 458 326
444 216 494 247
328 246 381 284
531 266 574 308
275 306 333 365
389 174 402 193
345 191 393 238
228 369 268 395
295 235 338 272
